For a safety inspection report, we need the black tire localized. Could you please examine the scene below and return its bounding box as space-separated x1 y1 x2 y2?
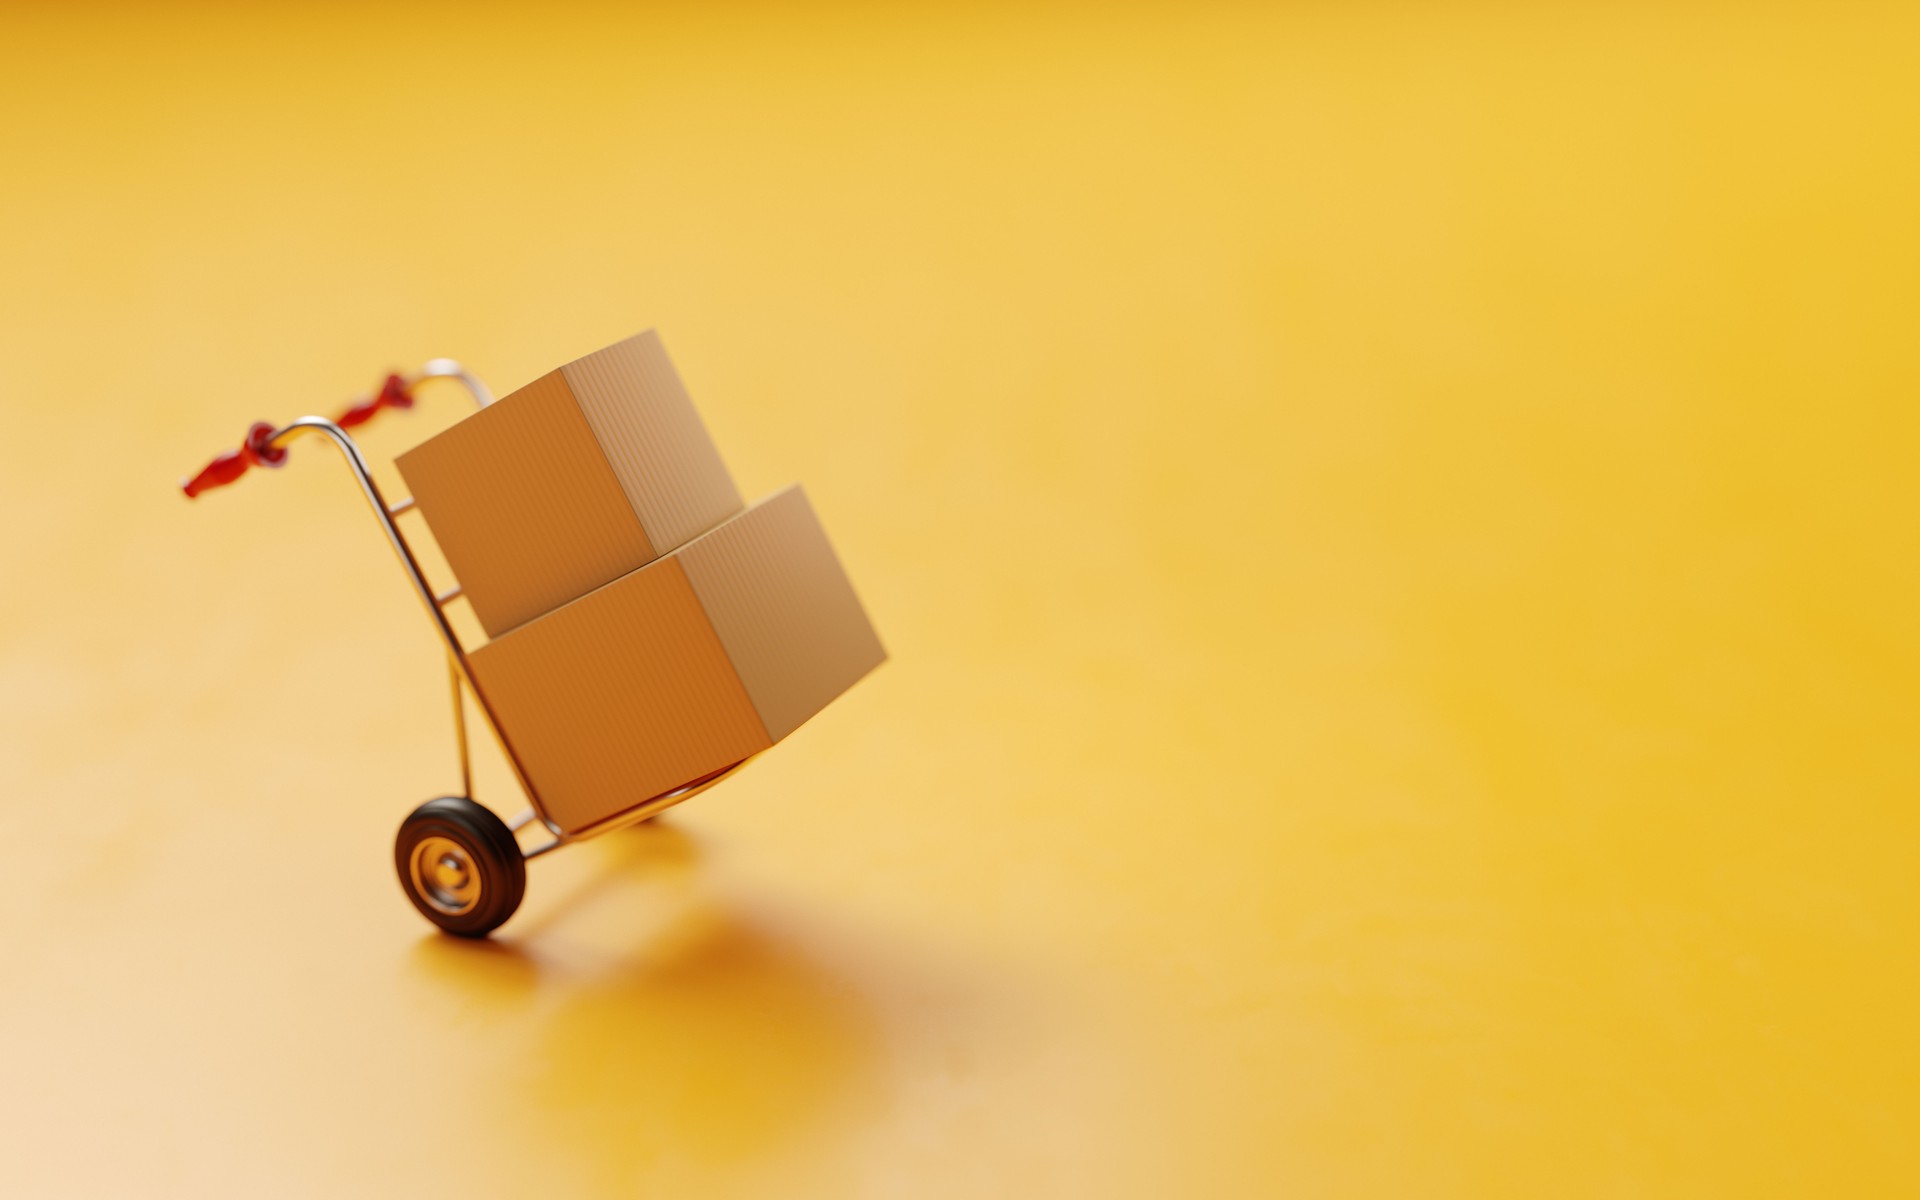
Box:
394 797 526 937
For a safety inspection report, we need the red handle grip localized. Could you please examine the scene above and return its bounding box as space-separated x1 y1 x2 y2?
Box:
180 373 413 498
336 372 416 429
181 421 286 498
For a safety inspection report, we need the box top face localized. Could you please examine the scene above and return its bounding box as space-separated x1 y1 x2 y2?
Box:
396 370 657 638
559 330 742 554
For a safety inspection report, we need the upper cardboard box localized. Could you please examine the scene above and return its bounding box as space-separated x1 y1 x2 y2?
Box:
396 330 742 638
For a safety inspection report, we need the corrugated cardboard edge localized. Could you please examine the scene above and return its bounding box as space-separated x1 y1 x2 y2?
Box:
678 484 888 741
560 330 743 556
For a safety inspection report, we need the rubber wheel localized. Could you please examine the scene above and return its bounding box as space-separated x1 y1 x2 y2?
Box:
394 797 526 938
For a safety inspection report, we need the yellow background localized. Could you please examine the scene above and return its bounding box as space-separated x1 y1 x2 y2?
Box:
2 3 1916 1195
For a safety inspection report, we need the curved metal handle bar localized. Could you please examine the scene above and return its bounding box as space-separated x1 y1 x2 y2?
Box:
415 358 495 406
186 361 489 617
180 360 491 497
246 357 491 639
260 417 444 620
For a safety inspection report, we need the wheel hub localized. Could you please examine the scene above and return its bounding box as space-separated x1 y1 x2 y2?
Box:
410 835 482 915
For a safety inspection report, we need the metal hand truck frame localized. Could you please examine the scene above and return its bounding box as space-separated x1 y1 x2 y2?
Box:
181 361 750 936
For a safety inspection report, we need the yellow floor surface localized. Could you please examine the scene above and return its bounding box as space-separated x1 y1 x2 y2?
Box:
2 3 1916 1196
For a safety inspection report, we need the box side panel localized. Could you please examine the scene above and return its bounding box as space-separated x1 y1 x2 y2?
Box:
396 370 656 638
562 330 744 557
468 558 771 835
677 485 887 743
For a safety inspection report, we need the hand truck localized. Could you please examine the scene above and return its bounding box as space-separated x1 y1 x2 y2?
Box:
181 361 751 937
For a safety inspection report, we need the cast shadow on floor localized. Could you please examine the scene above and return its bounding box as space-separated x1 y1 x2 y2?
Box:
408 819 886 1188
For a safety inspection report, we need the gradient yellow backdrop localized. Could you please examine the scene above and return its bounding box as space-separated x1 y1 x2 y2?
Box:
2 3 1916 1196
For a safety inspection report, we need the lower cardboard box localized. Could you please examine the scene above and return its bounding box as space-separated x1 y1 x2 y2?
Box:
468 483 886 835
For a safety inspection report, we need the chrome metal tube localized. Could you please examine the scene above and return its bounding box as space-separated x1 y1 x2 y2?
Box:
449 653 472 799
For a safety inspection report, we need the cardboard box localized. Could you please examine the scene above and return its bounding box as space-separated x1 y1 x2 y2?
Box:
469 484 886 835
396 330 742 638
